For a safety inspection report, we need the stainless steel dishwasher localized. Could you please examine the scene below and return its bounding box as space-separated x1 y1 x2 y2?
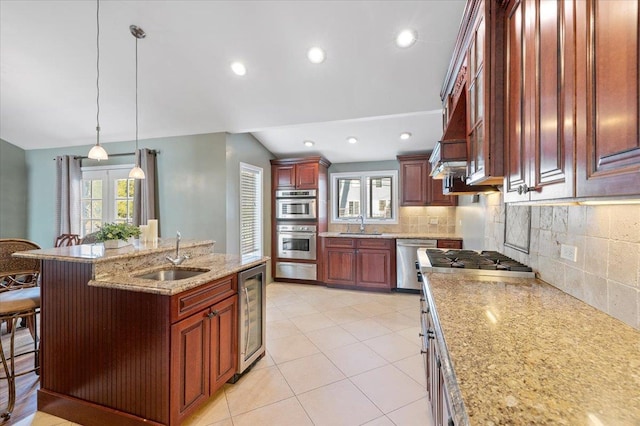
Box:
396 239 437 292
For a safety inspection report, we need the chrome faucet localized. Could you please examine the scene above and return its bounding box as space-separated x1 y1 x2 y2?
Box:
357 215 365 233
166 231 189 266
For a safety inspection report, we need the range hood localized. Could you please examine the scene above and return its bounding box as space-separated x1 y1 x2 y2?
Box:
442 175 500 195
429 140 468 180
429 140 500 195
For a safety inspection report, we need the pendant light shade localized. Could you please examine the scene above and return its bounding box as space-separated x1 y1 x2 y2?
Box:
129 25 146 179
128 165 145 179
88 143 108 161
88 0 108 160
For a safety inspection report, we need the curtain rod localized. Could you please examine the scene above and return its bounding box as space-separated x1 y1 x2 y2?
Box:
52 150 160 161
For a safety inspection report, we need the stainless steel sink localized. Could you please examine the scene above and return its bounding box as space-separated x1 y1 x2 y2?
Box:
339 232 382 236
135 268 210 281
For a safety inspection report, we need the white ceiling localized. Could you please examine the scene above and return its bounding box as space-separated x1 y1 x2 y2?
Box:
0 0 465 163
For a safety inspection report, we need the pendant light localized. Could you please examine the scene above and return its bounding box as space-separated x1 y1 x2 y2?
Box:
87 0 108 161
128 25 146 179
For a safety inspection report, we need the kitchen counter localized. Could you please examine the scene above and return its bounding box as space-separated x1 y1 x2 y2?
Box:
14 238 268 295
90 253 268 295
319 232 462 240
422 272 640 425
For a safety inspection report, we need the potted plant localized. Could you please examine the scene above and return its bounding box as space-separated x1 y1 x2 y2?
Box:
96 222 141 249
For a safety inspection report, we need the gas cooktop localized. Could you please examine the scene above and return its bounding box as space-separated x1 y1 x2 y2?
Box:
418 248 536 278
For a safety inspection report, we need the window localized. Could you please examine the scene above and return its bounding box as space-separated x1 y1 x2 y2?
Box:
81 165 136 236
331 170 398 223
240 163 263 260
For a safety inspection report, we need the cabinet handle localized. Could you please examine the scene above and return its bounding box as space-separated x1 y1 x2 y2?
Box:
517 184 540 195
427 329 435 339
420 349 428 355
419 332 425 337
207 310 219 318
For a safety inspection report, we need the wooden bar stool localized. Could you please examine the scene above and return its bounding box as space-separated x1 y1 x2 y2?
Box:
0 287 40 420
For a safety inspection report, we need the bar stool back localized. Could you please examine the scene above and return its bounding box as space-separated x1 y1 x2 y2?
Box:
0 239 41 420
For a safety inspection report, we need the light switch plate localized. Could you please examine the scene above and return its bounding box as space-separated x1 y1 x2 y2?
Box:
560 244 577 262
429 218 439 225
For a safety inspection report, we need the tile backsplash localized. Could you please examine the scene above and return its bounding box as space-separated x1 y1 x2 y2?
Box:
482 193 640 330
328 206 457 234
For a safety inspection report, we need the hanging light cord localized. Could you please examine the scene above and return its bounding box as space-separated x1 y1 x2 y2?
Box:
135 35 139 161
96 0 100 143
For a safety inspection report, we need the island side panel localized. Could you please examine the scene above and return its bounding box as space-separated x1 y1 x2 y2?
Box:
39 260 172 425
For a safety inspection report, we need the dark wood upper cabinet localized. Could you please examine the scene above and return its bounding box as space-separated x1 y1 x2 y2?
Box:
440 0 505 187
575 0 640 197
504 0 575 202
502 0 640 202
398 154 457 206
271 157 330 190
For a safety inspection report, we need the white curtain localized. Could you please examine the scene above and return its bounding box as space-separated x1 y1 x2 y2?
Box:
55 155 82 237
133 148 157 226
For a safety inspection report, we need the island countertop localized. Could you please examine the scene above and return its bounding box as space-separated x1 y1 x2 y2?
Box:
13 239 269 296
422 272 640 425
12 238 213 263
89 253 269 295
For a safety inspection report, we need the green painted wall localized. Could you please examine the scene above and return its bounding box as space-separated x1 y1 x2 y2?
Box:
225 133 275 259
24 133 229 249
0 139 28 238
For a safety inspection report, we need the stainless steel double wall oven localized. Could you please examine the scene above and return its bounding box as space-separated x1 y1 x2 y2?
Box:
274 189 319 280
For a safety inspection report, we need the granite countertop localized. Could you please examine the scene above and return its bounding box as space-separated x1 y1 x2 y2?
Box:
319 232 463 240
13 238 214 263
422 272 640 425
89 253 270 296
13 239 268 296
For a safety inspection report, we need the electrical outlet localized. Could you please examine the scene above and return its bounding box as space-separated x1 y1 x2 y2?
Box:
560 244 577 262
429 218 439 225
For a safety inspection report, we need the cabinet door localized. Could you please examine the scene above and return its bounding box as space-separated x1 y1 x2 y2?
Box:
400 160 428 206
505 0 575 202
209 295 238 393
324 248 356 285
171 309 210 420
273 165 296 189
466 4 487 184
295 163 319 189
529 0 574 201
356 249 392 290
504 0 528 202
575 0 640 197
437 239 462 249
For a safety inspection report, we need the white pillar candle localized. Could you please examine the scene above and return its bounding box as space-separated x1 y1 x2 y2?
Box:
139 225 148 243
147 219 158 243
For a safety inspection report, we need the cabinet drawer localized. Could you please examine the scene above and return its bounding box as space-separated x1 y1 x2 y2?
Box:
356 239 392 250
437 239 462 249
171 275 237 323
324 237 356 248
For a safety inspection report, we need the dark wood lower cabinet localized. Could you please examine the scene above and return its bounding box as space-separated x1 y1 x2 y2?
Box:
171 295 237 425
421 287 454 426
322 237 395 291
37 259 242 426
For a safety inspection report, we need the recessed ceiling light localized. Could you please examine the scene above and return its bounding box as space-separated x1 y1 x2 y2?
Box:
304 140 315 147
347 136 358 144
396 29 418 48
400 132 412 140
307 47 326 64
231 62 247 76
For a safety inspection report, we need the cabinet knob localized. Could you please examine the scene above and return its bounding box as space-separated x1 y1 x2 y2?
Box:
427 329 435 339
419 332 424 337
207 310 219 318
420 349 428 355
517 184 540 195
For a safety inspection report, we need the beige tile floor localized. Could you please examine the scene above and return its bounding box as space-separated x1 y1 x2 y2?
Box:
15 283 432 426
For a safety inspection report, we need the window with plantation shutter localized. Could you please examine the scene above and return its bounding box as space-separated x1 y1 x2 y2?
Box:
240 163 263 260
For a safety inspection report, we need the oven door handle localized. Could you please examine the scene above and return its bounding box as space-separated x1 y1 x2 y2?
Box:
278 232 316 238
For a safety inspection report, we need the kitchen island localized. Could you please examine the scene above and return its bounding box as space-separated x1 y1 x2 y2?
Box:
15 239 269 426
418 268 640 425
